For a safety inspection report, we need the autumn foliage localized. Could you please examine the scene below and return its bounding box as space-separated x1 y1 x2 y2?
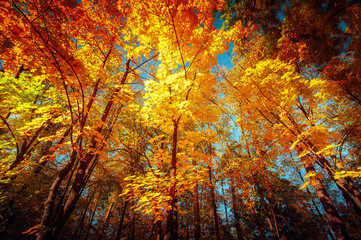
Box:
0 0 361 239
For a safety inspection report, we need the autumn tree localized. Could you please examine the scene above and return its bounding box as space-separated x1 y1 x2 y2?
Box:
1 0 151 238
1 0 361 239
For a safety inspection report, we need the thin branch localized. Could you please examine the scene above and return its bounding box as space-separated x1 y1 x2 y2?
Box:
13 1 76 145
0 115 19 154
164 0 187 79
30 0 53 24
129 54 159 73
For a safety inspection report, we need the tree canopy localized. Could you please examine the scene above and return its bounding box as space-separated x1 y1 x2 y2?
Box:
0 0 360 239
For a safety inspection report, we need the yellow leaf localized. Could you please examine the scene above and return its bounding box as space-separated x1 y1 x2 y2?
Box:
303 170 317 179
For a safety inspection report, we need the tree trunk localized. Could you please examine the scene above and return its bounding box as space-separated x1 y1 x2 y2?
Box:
98 201 114 238
84 194 101 240
193 182 201 240
192 158 201 240
253 176 278 240
248 201 265 240
36 149 79 240
73 186 97 240
221 180 231 240
165 118 180 240
115 200 128 240
333 173 361 218
262 180 287 240
208 165 220 240
255 148 287 240
301 134 361 217
230 181 244 240
37 60 131 240
295 166 336 240
276 102 361 218
267 191 287 240
313 151 361 218
128 199 136 240
155 220 162 240
301 158 350 240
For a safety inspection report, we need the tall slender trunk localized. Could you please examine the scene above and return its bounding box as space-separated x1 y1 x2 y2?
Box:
230 181 244 240
192 159 201 240
36 60 131 240
128 199 136 240
221 180 231 240
301 157 350 240
295 166 335 239
308 141 361 218
272 100 361 218
128 157 136 240
165 118 180 240
255 148 287 240
155 220 162 240
208 165 220 240
193 181 201 240
247 200 265 240
84 194 102 240
253 176 277 240
98 201 114 238
266 190 287 240
332 169 361 218
36 148 79 240
73 186 97 240
292 109 361 217
296 100 361 217
115 200 128 240
225 140 243 240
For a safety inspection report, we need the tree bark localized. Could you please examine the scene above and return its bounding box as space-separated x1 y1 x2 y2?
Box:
192 158 201 240
295 166 336 240
165 118 180 240
254 148 287 240
266 190 287 240
272 101 361 218
115 200 128 240
208 165 220 240
288 106 361 218
248 201 265 240
230 181 244 240
221 180 231 240
155 220 162 240
306 139 361 218
193 181 201 240
301 157 350 240
84 194 102 240
73 186 97 240
98 201 114 238
128 199 136 240
253 175 278 240
36 148 79 240
36 60 131 240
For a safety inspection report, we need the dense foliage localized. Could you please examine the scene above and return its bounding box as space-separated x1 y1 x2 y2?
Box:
0 0 360 239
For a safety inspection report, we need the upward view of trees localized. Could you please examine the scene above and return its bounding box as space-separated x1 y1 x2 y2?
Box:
0 0 360 239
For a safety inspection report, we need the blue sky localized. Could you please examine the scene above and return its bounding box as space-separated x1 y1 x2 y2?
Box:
214 12 234 70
